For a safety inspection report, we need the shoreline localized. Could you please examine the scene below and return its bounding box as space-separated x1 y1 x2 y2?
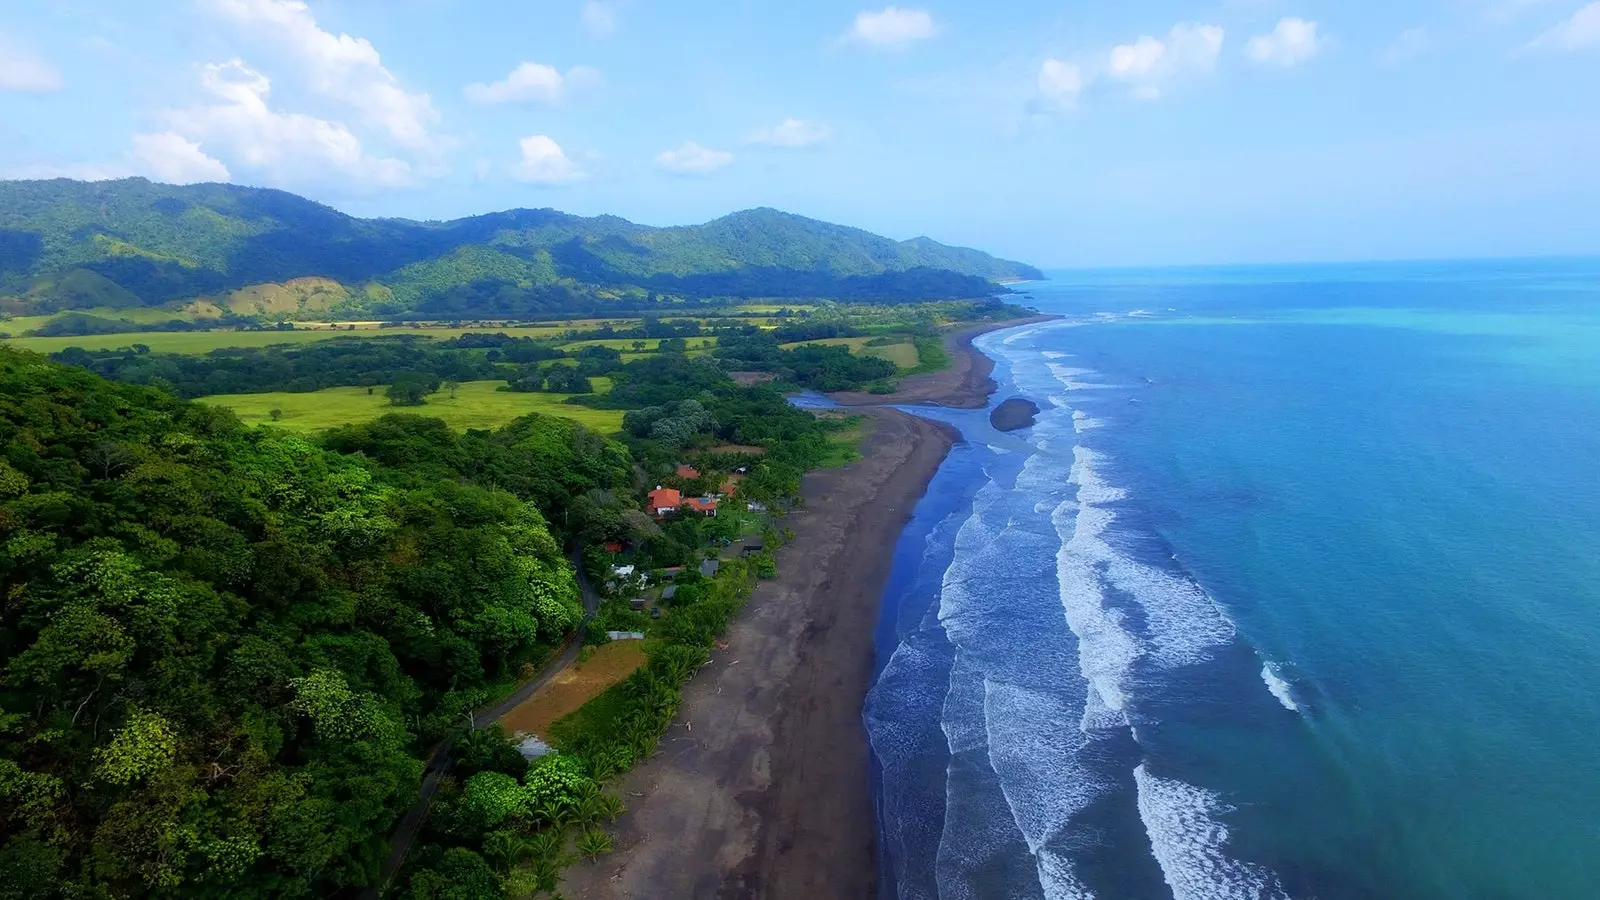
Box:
829 314 1060 409
560 408 958 898
561 321 1031 898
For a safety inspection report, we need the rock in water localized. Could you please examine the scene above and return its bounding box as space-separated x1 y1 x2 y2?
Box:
990 397 1040 432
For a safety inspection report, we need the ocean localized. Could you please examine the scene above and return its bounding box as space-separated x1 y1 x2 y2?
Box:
864 259 1600 900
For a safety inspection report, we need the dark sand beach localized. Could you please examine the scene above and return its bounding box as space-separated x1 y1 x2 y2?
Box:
561 318 1044 899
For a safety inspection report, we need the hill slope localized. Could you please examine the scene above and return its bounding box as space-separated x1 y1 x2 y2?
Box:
0 179 1041 320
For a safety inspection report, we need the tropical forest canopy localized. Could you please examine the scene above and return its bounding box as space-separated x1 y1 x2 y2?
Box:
0 178 1042 321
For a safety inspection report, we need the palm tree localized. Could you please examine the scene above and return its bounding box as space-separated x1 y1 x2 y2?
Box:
576 828 613 861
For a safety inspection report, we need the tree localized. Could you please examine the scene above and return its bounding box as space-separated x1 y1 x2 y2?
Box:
576 829 613 861
443 379 460 399
387 373 437 406
269 407 283 421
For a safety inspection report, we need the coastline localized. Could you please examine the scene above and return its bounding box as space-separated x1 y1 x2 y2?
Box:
829 314 1059 409
561 322 1029 899
560 408 958 898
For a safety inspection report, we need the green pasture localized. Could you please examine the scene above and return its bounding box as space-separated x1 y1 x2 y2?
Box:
779 335 920 369
2 324 579 355
198 378 622 433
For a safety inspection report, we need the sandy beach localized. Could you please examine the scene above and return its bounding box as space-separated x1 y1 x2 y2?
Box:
560 407 957 899
829 315 1059 409
560 318 1051 899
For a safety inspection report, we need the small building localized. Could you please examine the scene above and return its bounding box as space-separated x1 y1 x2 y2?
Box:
660 585 678 602
611 564 636 579
603 540 625 554
681 496 719 517
699 558 720 578
741 541 765 557
676 464 701 480
661 566 686 577
718 475 742 497
648 486 683 517
629 598 647 611
747 501 768 513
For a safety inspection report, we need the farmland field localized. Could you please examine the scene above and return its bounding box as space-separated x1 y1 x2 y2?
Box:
779 336 920 369
560 336 720 352
197 379 622 433
2 324 582 355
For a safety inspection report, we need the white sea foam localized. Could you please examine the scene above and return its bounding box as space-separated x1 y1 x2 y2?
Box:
1046 363 1108 392
1072 409 1106 433
1043 350 1070 359
984 679 1103 900
1260 663 1299 713
1133 765 1291 900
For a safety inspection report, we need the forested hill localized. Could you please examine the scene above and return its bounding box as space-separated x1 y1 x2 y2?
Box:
0 178 1042 319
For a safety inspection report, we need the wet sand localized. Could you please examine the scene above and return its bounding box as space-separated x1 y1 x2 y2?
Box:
561 409 958 899
829 315 1058 409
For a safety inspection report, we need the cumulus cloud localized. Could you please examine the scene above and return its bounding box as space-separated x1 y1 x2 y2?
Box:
1037 59 1085 109
0 37 62 92
511 135 585 184
162 60 413 190
1516 3 1600 54
464 62 601 105
1246 18 1323 67
843 7 937 48
208 0 444 155
5 132 230 185
1106 23 1224 99
583 0 617 37
127 132 232 184
655 141 733 175
746 118 832 148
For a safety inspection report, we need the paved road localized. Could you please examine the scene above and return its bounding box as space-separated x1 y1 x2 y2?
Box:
363 550 601 897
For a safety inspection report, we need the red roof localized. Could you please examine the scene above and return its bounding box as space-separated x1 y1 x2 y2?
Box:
682 496 719 513
603 541 624 554
676 464 701 479
719 477 741 496
648 487 682 511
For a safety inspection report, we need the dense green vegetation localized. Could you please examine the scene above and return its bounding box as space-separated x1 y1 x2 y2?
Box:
0 179 1040 319
0 349 612 897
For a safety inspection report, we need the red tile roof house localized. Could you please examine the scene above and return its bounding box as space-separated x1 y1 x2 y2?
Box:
675 464 701 480
681 496 719 517
647 486 683 517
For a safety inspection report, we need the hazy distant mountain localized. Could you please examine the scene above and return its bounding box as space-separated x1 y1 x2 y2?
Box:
0 179 1041 320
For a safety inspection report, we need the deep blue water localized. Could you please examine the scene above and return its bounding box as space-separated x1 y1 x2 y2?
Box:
865 260 1600 899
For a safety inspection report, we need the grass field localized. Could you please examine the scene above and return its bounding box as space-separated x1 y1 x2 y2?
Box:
497 640 647 741
779 336 920 369
560 336 721 352
1 324 579 355
198 379 623 433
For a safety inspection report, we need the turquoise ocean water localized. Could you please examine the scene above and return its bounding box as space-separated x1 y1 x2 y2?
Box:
864 260 1600 899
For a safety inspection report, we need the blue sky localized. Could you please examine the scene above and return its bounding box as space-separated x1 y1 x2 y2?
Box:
1 0 1597 267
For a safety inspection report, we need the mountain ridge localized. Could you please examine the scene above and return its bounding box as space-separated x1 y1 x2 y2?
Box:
0 178 1042 319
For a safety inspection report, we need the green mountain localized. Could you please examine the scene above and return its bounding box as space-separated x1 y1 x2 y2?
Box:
0 178 1042 321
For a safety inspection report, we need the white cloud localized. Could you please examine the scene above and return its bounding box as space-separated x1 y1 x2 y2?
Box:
1037 59 1085 109
1516 3 1600 54
1383 27 1431 65
1247 18 1323 67
583 0 617 37
163 60 412 190
464 62 601 105
512 135 585 184
655 141 733 175
208 0 443 155
746 118 832 148
843 7 937 48
0 38 62 92
128 132 232 184
4 132 230 185
1106 23 1225 100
